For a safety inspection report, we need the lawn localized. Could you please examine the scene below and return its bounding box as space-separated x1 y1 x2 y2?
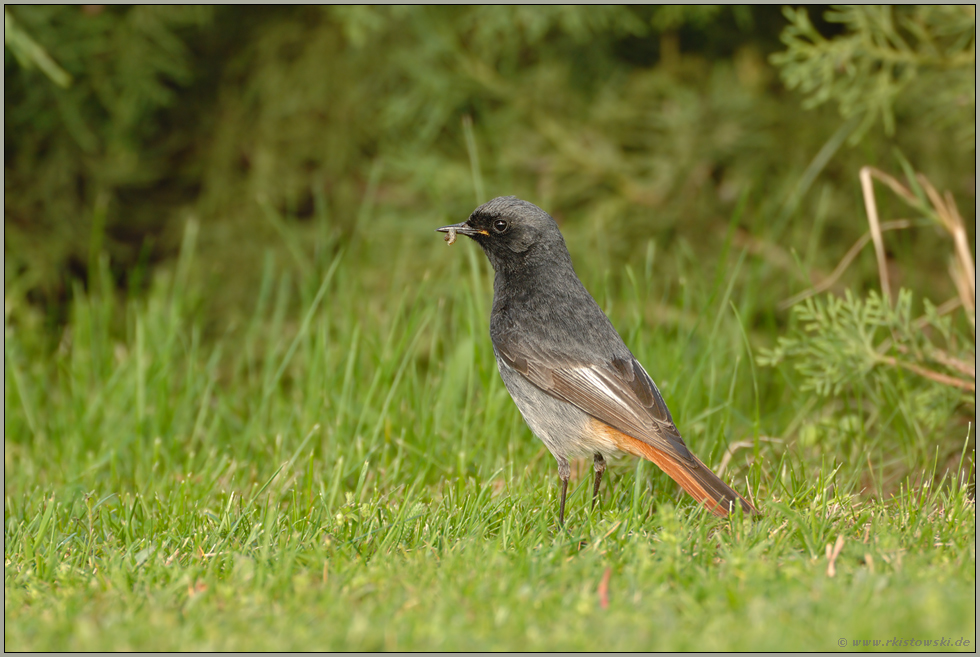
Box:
5 214 975 651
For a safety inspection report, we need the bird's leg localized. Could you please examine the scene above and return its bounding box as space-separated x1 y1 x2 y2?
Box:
592 452 606 511
559 478 568 526
557 457 571 527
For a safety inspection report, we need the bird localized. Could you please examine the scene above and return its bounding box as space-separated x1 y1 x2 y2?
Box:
437 196 758 525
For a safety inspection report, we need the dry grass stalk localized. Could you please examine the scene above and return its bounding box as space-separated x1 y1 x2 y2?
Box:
779 219 913 309
785 167 974 324
785 166 975 396
858 167 975 325
859 167 896 301
826 534 845 577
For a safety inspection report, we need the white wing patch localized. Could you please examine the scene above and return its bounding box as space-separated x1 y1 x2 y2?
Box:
573 367 631 407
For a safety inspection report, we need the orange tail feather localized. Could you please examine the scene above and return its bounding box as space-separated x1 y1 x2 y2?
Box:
594 420 759 517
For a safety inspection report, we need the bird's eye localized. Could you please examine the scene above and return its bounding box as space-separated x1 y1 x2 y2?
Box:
492 219 508 233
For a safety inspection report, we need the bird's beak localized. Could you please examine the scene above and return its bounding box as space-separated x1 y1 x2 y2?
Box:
435 222 488 238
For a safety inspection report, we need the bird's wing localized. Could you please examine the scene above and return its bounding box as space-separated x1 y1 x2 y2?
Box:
494 335 694 462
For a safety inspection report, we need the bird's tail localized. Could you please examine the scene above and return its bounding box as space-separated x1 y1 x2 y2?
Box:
615 433 759 517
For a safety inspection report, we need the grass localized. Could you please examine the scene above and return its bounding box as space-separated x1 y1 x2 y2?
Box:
4 206 976 651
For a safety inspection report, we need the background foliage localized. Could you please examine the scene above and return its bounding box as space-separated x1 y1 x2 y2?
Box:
6 6 973 312
6 1 974 478
4 5 976 651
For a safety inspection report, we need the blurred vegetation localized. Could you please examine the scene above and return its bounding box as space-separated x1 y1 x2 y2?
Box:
774 5 975 143
5 6 972 312
4 6 975 484
3 8 976 649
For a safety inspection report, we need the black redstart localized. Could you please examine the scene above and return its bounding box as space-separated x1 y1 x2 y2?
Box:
437 196 758 525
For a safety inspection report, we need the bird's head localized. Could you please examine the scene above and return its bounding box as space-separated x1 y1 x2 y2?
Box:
437 196 571 274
